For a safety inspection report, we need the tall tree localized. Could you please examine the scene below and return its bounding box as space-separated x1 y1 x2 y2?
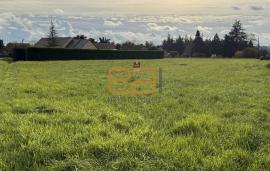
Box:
145 41 158 50
184 35 193 46
228 20 248 54
48 19 58 47
0 40 4 51
211 33 222 55
222 34 235 57
229 20 247 43
191 30 210 57
162 34 174 52
175 36 185 55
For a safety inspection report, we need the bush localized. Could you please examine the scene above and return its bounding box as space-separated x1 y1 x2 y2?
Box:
12 48 27 61
234 51 244 58
169 51 178 58
6 43 30 56
13 47 164 61
234 48 258 58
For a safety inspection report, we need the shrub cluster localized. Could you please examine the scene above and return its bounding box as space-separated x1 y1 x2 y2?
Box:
234 48 258 58
13 47 164 61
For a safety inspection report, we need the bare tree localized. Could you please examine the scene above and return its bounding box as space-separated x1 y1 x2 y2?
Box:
48 18 58 47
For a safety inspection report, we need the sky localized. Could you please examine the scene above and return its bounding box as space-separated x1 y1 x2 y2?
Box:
0 0 269 45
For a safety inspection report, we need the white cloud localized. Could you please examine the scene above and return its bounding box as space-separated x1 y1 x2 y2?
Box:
147 23 177 32
197 26 213 34
0 12 269 45
248 19 267 26
8 26 18 30
104 20 122 27
220 30 230 34
54 9 65 15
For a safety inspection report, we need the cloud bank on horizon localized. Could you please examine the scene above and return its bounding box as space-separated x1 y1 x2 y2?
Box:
0 0 269 45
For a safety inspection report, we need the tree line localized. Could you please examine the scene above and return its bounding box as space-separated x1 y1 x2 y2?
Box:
161 20 260 58
72 20 268 58
0 20 269 58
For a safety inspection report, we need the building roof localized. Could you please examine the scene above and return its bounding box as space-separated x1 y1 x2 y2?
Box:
94 43 116 50
35 37 73 48
35 37 96 49
66 39 96 49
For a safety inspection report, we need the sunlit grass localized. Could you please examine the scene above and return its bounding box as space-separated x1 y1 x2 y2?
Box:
0 58 270 170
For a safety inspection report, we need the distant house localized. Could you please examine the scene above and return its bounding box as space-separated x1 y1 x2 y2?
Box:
35 37 97 49
94 43 116 50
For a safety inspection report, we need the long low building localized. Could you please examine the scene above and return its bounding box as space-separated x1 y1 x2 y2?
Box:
35 37 97 50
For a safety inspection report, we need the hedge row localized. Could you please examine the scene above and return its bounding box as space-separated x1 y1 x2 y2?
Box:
13 47 164 61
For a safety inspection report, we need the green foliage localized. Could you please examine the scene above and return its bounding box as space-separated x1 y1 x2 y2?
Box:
191 30 211 57
13 47 164 61
145 41 159 50
235 48 258 58
99 37 111 43
12 48 27 60
0 40 4 50
161 20 253 58
211 33 222 55
222 20 250 57
169 51 178 57
118 41 146 50
162 35 185 55
0 59 270 170
75 35 87 39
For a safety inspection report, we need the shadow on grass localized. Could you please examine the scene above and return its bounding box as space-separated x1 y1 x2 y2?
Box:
266 64 270 69
0 57 15 64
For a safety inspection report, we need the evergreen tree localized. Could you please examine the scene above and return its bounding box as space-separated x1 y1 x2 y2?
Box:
175 36 185 55
248 40 254 47
211 33 222 55
0 40 4 51
222 34 235 57
227 20 249 54
145 41 158 50
184 35 193 46
205 38 212 55
162 34 174 52
191 30 210 57
48 19 58 47
229 20 247 44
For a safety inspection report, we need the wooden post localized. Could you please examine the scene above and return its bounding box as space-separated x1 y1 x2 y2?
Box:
159 67 163 94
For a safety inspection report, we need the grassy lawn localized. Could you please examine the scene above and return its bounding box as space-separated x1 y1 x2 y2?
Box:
0 58 270 170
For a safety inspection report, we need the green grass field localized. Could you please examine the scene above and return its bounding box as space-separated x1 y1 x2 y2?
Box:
0 58 270 170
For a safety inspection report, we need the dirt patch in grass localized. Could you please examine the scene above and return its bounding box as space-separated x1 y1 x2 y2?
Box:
35 106 59 115
12 106 32 114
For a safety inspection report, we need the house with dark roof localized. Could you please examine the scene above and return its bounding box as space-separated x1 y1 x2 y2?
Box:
35 37 97 49
94 43 116 50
